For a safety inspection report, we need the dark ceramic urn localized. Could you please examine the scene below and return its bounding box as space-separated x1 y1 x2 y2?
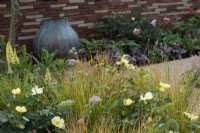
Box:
33 18 79 58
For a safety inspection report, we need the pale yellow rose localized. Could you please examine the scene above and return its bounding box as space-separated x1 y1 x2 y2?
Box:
123 99 133 106
140 92 153 101
12 88 21 95
15 106 27 113
51 116 65 129
31 86 43 95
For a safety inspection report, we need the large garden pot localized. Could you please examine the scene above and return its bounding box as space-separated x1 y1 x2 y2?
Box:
33 18 79 58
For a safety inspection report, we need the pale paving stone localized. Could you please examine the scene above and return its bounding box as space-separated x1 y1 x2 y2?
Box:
153 2 187 6
26 15 43 19
147 6 158 9
21 29 39 33
59 13 65 17
183 3 193 7
4 14 11 18
121 0 134 2
20 5 33 10
70 21 84 25
128 5 139 8
139 1 147 4
23 22 40 26
95 10 109 13
155 8 167 12
63 6 78 10
142 11 159 15
50 4 66 8
18 35 35 40
177 6 189 9
165 11 188 15
69 0 84 3
36 17 52 22
88 2 95 5
19 0 36 2
78 23 94 27
0 4 6 8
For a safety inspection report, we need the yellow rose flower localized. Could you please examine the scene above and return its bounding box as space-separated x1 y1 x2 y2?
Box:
12 88 21 95
140 92 153 101
16 122 25 129
159 82 171 92
116 55 129 66
51 116 65 129
15 106 27 113
125 64 135 70
123 99 133 106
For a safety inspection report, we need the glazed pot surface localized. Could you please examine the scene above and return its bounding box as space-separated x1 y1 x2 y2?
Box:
33 18 79 58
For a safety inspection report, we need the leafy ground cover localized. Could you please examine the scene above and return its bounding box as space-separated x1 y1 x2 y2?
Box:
0 36 199 132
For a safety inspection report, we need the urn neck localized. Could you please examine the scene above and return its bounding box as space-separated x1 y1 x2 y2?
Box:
41 18 69 27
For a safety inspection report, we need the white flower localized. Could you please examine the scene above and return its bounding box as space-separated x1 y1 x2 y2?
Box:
133 28 141 35
151 19 157 27
89 96 102 103
12 88 21 95
131 17 135 21
15 106 27 113
184 112 199 121
140 92 153 101
123 99 133 106
51 116 65 129
31 86 43 95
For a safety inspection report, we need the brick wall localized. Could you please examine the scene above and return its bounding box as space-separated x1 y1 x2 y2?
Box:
0 0 199 51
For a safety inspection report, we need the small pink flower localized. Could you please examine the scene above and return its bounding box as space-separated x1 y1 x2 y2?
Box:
131 17 135 21
188 7 193 14
133 28 141 35
151 19 157 27
163 17 170 24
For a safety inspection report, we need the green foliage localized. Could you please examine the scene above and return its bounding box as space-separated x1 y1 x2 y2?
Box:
174 13 200 55
96 10 164 44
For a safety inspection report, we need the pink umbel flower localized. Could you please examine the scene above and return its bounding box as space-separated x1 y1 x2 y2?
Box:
89 96 102 103
133 28 141 35
151 19 157 27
